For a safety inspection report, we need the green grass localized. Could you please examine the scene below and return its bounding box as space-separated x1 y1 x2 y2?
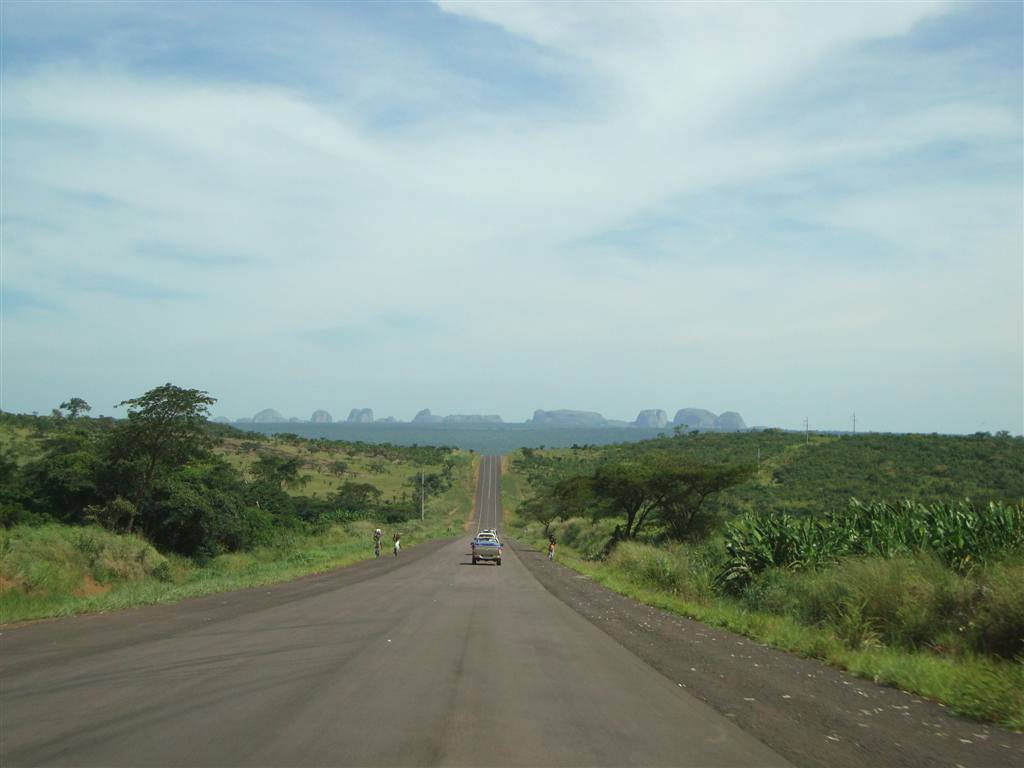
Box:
0 456 478 625
499 455 528 525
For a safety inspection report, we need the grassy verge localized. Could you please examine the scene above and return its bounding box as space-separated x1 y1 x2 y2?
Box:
511 520 1024 730
500 453 528 525
0 456 478 625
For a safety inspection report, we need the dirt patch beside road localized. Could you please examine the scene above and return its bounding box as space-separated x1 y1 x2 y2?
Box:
511 540 1024 768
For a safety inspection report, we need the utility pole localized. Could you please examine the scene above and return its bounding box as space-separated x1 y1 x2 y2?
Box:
852 411 857 435
804 417 809 444
420 470 425 521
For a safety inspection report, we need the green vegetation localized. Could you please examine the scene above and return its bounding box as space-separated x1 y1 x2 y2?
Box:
719 499 1024 590
0 386 475 623
504 432 1024 728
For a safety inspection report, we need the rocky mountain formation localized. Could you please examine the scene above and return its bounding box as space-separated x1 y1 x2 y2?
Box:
231 405 746 431
252 408 285 424
530 410 608 427
672 408 747 431
412 409 444 424
633 409 669 428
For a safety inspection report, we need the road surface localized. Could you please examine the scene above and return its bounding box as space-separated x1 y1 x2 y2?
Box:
1 455 788 766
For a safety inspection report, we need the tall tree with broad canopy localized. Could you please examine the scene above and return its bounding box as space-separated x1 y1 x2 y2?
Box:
59 397 91 419
114 383 216 531
558 456 753 542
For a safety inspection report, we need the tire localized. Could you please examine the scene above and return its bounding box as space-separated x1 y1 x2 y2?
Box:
497 559 502 566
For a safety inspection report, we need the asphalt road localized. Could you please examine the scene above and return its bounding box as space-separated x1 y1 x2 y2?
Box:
2 455 788 767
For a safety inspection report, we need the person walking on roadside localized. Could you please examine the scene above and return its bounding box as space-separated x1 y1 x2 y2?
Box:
393 532 401 557
547 536 556 561
373 528 383 559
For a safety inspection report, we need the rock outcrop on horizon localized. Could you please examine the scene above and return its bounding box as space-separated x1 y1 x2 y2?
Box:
716 411 747 431
672 408 718 431
253 408 285 423
530 409 607 427
443 414 504 424
347 408 374 423
310 410 333 423
412 409 444 424
211 416 231 424
633 409 668 428
673 408 747 432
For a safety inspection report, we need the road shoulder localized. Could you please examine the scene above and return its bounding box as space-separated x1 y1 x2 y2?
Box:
510 540 1024 768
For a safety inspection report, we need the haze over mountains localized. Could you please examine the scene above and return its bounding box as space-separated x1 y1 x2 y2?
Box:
220 407 748 432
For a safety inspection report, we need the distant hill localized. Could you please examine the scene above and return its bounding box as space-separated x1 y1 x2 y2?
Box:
512 430 1024 518
252 408 285 423
633 409 668 428
413 409 443 424
530 409 607 427
347 408 374 423
310 410 332 423
673 408 747 432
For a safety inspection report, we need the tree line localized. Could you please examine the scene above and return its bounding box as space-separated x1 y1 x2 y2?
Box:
0 384 456 559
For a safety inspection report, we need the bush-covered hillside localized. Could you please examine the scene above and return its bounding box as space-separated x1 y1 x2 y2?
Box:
0 386 475 623
1 387 466 558
520 430 1024 522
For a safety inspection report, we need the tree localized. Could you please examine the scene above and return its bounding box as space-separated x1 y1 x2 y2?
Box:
557 457 754 543
252 454 305 489
649 461 753 540
113 383 216 531
60 398 91 419
331 481 383 518
588 462 659 539
23 430 103 523
519 493 562 538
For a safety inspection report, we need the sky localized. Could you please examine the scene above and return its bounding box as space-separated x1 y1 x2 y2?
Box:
2 1 1021 433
